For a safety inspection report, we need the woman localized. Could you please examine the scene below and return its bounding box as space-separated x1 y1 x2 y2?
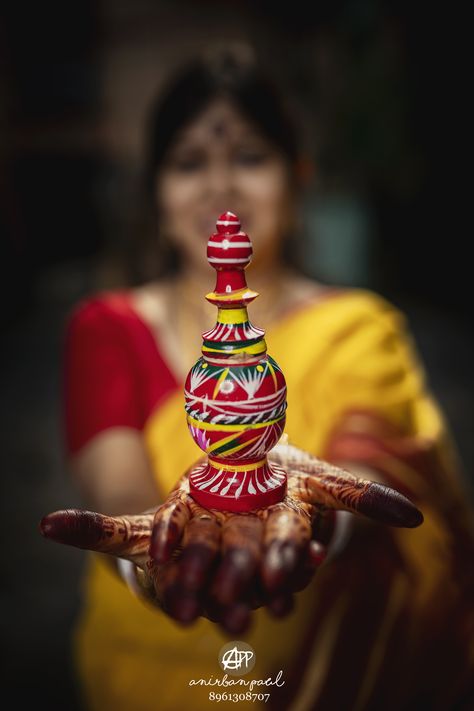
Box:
45 47 473 709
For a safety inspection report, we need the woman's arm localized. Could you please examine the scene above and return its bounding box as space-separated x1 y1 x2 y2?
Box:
62 296 165 516
69 427 162 517
68 426 163 589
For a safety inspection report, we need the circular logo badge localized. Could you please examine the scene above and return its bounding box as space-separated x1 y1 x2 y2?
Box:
218 641 256 676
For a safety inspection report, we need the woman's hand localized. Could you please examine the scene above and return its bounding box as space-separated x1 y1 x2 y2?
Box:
40 441 423 634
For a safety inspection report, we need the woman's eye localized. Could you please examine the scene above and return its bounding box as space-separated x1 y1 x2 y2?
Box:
170 154 205 172
235 150 269 166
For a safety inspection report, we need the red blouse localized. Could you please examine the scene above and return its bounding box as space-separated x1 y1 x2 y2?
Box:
62 290 179 456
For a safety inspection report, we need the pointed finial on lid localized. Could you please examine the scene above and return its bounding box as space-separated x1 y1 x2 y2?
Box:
216 211 241 234
207 212 253 272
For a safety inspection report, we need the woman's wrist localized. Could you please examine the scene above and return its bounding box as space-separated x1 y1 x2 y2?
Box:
117 558 142 597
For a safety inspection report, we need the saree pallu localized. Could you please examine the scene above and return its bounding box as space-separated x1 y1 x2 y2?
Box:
63 287 474 711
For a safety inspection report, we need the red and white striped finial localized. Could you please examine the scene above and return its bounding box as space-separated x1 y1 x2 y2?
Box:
207 212 253 272
216 211 241 233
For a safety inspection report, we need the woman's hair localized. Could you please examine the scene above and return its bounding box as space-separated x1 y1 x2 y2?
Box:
145 44 299 194
134 43 301 281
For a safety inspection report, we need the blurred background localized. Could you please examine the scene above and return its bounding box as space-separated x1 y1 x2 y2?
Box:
1 1 471 707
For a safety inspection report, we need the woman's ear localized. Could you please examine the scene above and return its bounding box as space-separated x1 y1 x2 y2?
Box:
294 156 316 189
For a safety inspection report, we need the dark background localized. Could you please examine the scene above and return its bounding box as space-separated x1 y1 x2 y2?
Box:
1 1 471 707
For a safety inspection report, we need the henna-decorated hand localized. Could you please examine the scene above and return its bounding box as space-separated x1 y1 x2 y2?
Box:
40 441 423 635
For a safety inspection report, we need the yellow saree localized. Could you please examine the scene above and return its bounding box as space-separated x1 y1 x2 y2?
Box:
73 288 474 710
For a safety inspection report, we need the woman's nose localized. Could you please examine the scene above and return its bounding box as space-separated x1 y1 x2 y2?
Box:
204 161 236 198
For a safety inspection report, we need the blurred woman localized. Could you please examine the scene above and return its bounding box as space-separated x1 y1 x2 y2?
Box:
61 46 474 710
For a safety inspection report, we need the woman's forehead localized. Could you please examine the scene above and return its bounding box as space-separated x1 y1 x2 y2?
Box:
175 99 263 146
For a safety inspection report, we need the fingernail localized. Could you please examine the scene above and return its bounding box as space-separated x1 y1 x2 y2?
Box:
212 551 254 605
362 482 424 528
213 572 240 606
39 510 103 548
308 540 327 566
150 530 174 563
171 594 200 625
268 594 294 617
178 545 214 590
262 542 298 592
222 603 251 635
39 517 53 537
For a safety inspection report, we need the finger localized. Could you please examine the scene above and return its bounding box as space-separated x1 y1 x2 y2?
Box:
147 559 202 625
311 508 337 546
265 541 326 617
288 463 423 528
210 515 263 607
167 588 203 625
176 507 221 592
261 505 312 594
222 602 252 635
291 539 327 593
213 601 252 636
264 540 325 617
150 492 191 563
267 593 294 618
39 509 152 563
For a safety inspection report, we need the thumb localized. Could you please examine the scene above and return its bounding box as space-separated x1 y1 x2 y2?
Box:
290 468 423 528
39 509 152 564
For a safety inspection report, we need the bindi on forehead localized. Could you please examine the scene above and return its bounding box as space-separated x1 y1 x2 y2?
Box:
211 118 229 139
201 105 246 142
205 111 241 141
178 103 262 147
205 116 257 145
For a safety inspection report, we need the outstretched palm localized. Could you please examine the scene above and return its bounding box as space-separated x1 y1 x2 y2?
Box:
40 441 422 634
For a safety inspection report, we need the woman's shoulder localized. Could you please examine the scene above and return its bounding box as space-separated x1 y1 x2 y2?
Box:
279 282 413 364
65 287 136 335
286 273 406 326
64 281 173 350
314 284 408 330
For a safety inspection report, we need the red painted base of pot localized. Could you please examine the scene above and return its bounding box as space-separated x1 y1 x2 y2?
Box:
189 456 287 512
